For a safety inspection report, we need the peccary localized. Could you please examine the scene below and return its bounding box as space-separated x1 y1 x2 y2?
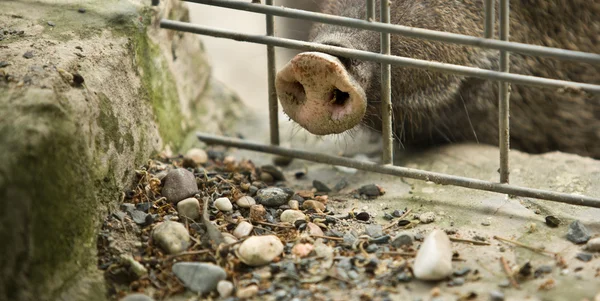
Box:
275 0 600 158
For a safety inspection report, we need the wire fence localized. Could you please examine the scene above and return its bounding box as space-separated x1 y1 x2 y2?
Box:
155 0 600 208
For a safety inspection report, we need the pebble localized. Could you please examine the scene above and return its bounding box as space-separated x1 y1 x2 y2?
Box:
0 61 9 68
481 220 491 226
302 200 325 212
358 184 382 197
78 8 86 13
47 21 55 27
545 215 561 228
214 197 233 212
313 180 331 192
489 290 505 301
152 221 190 254
453 267 471 277
23 51 34 59
256 187 293 207
449 277 465 286
128 209 151 226
162 169 198 204
172 262 226 294
419 212 436 224
355 212 370 221
176 197 200 220
120 293 155 301
306 222 324 236
585 237 600 252
567 220 591 244
413 230 453 280
392 209 404 217
236 196 256 208
364 224 383 238
236 285 259 299
249 204 266 221
233 221 254 238
333 179 348 191
184 148 208 165
280 209 306 224
217 280 234 298
222 232 238 244
576 252 593 262
120 254 147 277
534 265 553 278
288 200 299 210
261 165 286 181
237 235 284 266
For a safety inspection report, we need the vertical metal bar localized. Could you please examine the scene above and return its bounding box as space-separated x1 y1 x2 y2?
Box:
499 0 510 183
380 0 393 164
366 0 375 21
266 0 279 146
484 0 494 38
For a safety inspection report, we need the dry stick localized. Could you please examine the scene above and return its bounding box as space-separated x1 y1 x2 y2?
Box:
450 237 491 246
310 234 344 241
500 256 520 289
381 251 417 257
493 235 555 255
254 220 295 228
383 208 413 230
167 250 211 259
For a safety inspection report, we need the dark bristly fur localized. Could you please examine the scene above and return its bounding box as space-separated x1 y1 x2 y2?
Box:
307 0 600 158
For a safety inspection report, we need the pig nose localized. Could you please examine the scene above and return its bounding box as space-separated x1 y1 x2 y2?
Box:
275 52 367 135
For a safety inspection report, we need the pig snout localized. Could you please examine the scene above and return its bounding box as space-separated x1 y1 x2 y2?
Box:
275 52 367 135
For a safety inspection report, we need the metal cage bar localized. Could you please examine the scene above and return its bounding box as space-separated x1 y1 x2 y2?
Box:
181 0 600 65
484 0 495 39
380 0 393 164
366 0 375 22
499 0 510 183
265 0 279 146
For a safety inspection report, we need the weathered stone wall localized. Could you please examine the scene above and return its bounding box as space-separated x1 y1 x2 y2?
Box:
0 0 245 300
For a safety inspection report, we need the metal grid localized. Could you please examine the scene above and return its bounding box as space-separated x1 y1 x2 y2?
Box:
155 0 600 208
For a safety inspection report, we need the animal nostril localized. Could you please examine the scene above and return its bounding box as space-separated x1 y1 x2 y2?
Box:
285 80 306 105
331 88 350 106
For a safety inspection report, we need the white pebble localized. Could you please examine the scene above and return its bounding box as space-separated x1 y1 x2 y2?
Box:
217 280 234 298
233 221 254 238
237 235 284 266
236 196 256 208
185 148 208 165
280 209 306 224
586 237 600 252
413 229 453 280
236 285 259 299
288 200 299 210
152 221 190 254
214 197 233 212
419 211 436 224
222 232 238 244
177 197 200 220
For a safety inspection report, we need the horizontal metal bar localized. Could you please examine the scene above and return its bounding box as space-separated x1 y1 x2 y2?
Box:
160 19 600 94
196 133 600 208
182 0 600 65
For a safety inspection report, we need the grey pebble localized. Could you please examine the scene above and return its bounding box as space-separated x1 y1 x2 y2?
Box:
576 252 593 262
255 187 293 207
414 233 424 241
364 224 383 238
47 21 55 27
152 221 189 254
358 184 381 197
0 61 9 68
567 220 591 244
449 277 465 286
365 244 379 253
333 179 348 191
489 290 505 301
453 267 471 277
313 180 331 192
534 265 553 278
343 233 357 246
113 211 127 220
392 209 403 217
23 51 34 59
162 169 197 204
129 209 151 226
172 262 226 294
481 220 491 226
391 233 413 248
120 293 155 301
419 211 436 224
347 270 360 280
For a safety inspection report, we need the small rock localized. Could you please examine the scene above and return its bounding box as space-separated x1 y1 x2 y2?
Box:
576 252 593 262
236 285 259 299
481 220 491 226
288 200 299 210
23 51 34 59
47 21 55 27
233 221 254 238
273 155 293 166
392 209 404 217
222 232 238 244
78 8 86 13
0 61 9 68
261 165 286 181
214 197 233 212
489 290 505 301
364 224 383 238
313 180 331 192
453 267 471 277
343 233 357 246
586 237 600 252
449 277 465 286
302 200 325 212
419 212 436 224
414 233 424 241
135 202 152 213
184 148 208 165
217 280 234 298
365 244 379 253
237 235 284 266
545 215 561 228
355 211 370 221
249 204 266 221
120 293 155 301
518 262 532 277
534 265 553 278
236 196 256 208
120 254 148 277
566 220 591 244
292 243 314 257
255 187 293 207
391 233 413 248
152 221 190 254
172 262 226 294
280 209 306 224
177 197 200 220
333 179 348 191
248 185 259 195
306 222 324 236
128 209 151 226
413 230 453 280
162 169 198 204
358 184 383 197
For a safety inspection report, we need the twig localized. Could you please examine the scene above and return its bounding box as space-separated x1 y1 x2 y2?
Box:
381 251 416 257
310 234 343 241
450 237 491 246
167 250 211 259
254 220 295 228
500 256 520 289
383 209 412 230
493 236 555 255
